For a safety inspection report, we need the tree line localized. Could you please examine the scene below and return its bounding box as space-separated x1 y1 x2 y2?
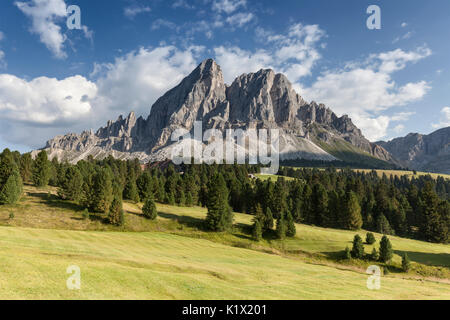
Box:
0 148 448 243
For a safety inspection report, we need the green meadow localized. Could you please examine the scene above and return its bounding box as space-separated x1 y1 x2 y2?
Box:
0 185 449 299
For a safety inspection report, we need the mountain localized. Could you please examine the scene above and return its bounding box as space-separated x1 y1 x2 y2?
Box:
377 127 450 174
34 59 395 167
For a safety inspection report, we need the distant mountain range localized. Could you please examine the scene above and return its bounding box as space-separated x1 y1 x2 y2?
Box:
376 127 450 174
33 58 449 174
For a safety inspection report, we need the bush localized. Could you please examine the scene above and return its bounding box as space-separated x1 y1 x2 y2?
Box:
81 209 90 220
351 235 365 259
402 253 411 272
9 212 14 220
379 235 393 263
252 219 262 242
343 246 351 260
370 248 379 261
142 197 158 220
366 232 376 245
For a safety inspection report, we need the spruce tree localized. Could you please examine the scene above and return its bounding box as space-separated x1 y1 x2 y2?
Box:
123 168 140 203
89 168 114 213
186 192 194 207
264 207 274 231
166 191 175 205
205 174 233 232
343 191 363 230
58 166 83 202
136 171 152 201
252 218 263 242
108 196 124 226
366 232 376 245
344 246 351 260
376 214 393 235
32 150 50 187
285 211 296 237
0 169 23 205
178 190 186 206
379 235 393 263
19 153 33 183
142 197 158 220
276 213 287 240
402 253 411 272
351 234 365 259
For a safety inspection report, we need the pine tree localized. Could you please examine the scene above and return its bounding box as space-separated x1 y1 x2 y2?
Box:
276 213 287 240
108 196 124 226
402 253 411 272
379 235 393 263
136 171 152 201
32 150 50 187
376 214 393 235
142 197 158 220
123 168 140 203
205 174 233 232
251 218 262 242
264 207 274 231
419 182 447 243
351 234 365 259
285 211 296 237
343 191 363 230
165 191 175 205
19 153 33 183
58 166 83 202
89 168 114 213
0 169 23 205
366 232 376 245
178 190 186 206
311 183 328 226
186 192 194 207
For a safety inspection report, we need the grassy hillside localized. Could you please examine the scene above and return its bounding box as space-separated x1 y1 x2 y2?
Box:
0 185 449 299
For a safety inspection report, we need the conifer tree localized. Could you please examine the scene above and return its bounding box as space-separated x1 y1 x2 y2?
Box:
89 168 114 213
344 246 351 260
0 169 23 204
166 191 175 205
58 166 83 202
252 218 262 242
376 214 393 235
285 211 296 237
351 234 365 259
186 192 194 207
19 153 33 183
142 196 158 220
264 207 274 231
379 235 393 263
205 174 233 231
108 196 124 226
366 232 376 245
136 171 152 201
32 150 50 187
276 213 287 240
178 190 186 206
123 168 140 203
343 191 363 230
402 253 411 272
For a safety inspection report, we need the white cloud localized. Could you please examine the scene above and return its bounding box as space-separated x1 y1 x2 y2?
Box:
172 0 194 9
225 12 254 27
401 22 408 28
212 0 246 14
0 74 96 124
302 47 431 141
91 45 204 117
124 6 151 19
393 124 405 134
432 107 450 129
391 112 415 122
151 19 178 30
215 23 325 83
15 0 68 58
15 0 92 59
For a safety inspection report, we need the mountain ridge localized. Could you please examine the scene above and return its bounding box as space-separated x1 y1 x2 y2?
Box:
35 58 396 167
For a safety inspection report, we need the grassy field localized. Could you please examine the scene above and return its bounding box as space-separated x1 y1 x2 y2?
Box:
0 185 449 299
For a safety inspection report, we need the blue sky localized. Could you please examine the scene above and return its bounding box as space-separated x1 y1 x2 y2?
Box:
0 0 449 152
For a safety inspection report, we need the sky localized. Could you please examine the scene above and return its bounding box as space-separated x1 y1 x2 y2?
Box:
0 0 449 152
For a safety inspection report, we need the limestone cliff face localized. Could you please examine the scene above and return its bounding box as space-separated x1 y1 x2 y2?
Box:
377 127 450 174
37 58 395 165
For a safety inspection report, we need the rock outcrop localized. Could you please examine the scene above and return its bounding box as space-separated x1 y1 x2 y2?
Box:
35 59 395 166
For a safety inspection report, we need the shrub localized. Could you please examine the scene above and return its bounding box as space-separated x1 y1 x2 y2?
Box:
9 212 14 220
343 246 351 260
252 219 262 242
81 209 90 220
142 197 158 220
402 253 411 272
370 248 379 261
366 232 376 245
379 235 393 263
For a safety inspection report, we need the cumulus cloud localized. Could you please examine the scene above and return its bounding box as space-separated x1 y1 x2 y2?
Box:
215 23 325 83
15 0 92 58
301 47 431 141
432 107 450 129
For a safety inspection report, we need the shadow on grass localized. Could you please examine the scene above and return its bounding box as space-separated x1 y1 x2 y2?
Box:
28 192 85 212
158 211 207 230
394 250 450 267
